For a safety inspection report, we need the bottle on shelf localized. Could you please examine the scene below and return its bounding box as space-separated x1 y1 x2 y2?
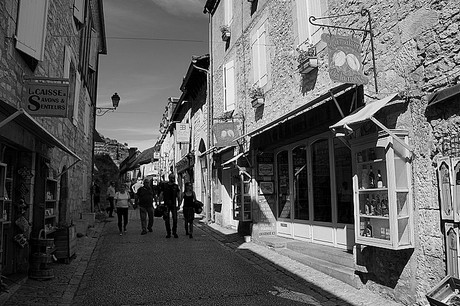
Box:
368 166 375 188
377 170 383 188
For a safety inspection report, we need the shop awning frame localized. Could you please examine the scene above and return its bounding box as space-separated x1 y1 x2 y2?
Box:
234 83 355 142
329 93 413 153
427 83 460 107
221 152 244 167
0 108 81 161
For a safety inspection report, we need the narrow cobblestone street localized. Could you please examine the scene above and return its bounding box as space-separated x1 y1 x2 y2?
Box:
1 210 403 305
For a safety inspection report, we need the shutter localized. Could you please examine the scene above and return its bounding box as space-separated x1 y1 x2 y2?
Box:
225 0 233 25
84 89 90 137
308 0 326 44
64 46 71 78
296 0 310 48
226 61 235 111
258 24 268 87
251 32 259 85
89 28 98 71
16 0 49 61
73 72 81 125
73 0 85 24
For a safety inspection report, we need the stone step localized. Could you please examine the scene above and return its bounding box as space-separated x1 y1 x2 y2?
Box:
286 241 355 269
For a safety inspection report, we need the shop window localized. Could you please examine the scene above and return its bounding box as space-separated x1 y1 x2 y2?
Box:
311 139 332 222
293 146 308 220
334 138 353 224
15 0 49 61
277 151 290 219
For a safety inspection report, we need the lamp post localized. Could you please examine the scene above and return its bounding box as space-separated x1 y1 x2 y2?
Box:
96 92 120 116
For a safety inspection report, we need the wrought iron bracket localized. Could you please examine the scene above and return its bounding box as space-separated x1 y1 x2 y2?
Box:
96 107 116 116
309 9 378 93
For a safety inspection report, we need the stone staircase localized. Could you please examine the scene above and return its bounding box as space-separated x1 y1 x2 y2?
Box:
255 236 362 289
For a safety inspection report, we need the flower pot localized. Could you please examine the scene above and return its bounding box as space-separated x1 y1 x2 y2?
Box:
221 31 231 41
298 57 318 74
251 97 264 108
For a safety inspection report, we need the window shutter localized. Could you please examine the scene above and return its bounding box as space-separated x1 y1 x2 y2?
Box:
84 90 90 137
258 24 268 87
296 0 310 48
73 0 85 23
73 72 81 125
225 0 233 25
16 0 49 61
89 28 98 71
251 32 259 85
308 0 327 44
64 46 71 78
224 61 235 111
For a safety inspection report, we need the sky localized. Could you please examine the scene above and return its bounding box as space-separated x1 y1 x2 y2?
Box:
96 0 209 152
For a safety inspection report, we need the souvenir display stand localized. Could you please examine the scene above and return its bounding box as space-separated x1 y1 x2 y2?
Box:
351 130 414 250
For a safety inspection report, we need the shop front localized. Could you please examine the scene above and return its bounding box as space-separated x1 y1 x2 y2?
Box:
0 101 80 280
250 84 363 250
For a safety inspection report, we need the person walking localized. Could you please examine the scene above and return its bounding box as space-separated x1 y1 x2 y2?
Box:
159 173 181 238
114 184 131 236
181 182 196 239
92 179 101 212
136 179 155 235
106 181 116 217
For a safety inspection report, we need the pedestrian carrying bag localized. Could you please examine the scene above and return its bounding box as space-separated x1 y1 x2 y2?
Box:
154 204 167 217
194 200 204 214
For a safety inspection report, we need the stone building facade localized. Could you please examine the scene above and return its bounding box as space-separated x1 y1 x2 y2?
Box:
204 0 460 304
0 0 106 281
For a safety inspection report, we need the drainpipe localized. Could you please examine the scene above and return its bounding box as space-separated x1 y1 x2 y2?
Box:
207 11 214 223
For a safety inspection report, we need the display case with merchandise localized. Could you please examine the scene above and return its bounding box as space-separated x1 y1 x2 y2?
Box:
351 130 414 250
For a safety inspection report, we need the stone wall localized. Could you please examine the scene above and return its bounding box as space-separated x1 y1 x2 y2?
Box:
0 0 101 223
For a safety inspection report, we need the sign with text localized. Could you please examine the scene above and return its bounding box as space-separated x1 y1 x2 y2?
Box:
24 81 69 117
321 33 369 85
176 123 190 143
213 122 240 147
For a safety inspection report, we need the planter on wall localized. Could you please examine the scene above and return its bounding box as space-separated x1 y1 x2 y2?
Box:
221 31 231 41
298 57 318 74
251 97 264 108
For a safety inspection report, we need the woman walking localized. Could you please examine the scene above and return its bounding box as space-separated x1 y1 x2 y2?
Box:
115 184 131 236
181 182 196 238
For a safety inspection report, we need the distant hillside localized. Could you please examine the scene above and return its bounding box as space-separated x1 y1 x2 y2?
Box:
94 134 131 168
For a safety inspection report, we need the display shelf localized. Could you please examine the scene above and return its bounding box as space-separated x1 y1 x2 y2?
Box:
351 130 414 250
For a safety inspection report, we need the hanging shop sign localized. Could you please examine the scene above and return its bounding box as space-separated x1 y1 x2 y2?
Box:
321 33 369 85
24 80 69 117
176 123 190 143
212 122 240 147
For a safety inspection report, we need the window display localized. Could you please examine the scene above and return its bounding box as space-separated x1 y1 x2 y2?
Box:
352 130 414 250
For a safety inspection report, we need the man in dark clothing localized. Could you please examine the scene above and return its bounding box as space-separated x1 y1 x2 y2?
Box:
136 179 155 235
159 173 181 238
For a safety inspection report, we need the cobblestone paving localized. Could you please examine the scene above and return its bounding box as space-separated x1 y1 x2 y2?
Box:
0 214 404 306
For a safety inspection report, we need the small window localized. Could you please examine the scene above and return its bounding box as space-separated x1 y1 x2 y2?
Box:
223 60 235 112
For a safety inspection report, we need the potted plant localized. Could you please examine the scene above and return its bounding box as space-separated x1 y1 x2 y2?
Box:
296 43 318 74
249 85 264 108
220 25 231 41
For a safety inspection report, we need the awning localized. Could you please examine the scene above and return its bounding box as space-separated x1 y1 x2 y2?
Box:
221 152 244 167
329 93 399 135
329 93 412 153
0 108 81 161
234 83 355 142
427 83 460 107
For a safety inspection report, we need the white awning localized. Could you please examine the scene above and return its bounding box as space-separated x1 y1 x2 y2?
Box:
221 152 244 167
0 108 81 161
329 93 399 135
329 93 412 153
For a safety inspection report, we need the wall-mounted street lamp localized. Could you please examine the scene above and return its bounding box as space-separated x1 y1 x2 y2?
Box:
96 93 120 116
